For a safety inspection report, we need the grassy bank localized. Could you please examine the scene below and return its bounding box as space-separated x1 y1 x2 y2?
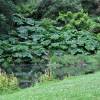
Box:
0 72 100 100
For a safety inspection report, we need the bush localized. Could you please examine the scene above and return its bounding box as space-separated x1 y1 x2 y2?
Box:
57 11 96 31
49 30 99 55
0 72 18 94
48 55 99 80
39 68 52 83
0 15 99 73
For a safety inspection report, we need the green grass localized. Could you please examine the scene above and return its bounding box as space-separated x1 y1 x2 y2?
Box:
1 72 100 100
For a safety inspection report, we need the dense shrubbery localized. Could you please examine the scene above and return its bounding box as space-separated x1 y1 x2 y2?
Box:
57 11 95 30
0 11 100 88
0 13 99 70
48 54 99 80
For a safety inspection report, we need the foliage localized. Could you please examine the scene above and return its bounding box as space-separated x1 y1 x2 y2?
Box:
0 0 16 16
0 0 100 88
40 18 55 31
57 11 96 31
0 14 11 33
15 16 100 55
16 0 40 16
0 72 18 94
39 69 52 83
0 0 16 33
32 0 82 19
0 14 49 86
90 23 100 34
0 14 99 73
81 0 100 16
29 0 100 19
47 30 99 55
48 54 99 79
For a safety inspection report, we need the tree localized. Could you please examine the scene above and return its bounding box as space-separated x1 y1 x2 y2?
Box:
0 0 16 17
0 0 16 33
81 0 100 15
12 0 28 4
30 0 82 19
